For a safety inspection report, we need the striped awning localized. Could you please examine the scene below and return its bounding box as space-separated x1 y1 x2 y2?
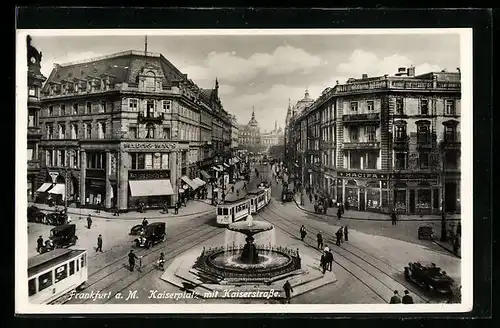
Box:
181 176 199 190
49 183 66 200
192 177 206 188
36 182 53 193
129 180 174 197
200 170 211 180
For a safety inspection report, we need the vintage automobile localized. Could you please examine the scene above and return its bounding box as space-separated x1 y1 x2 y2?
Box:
418 226 435 240
134 222 166 249
28 205 46 223
314 202 327 214
45 211 68 226
49 224 78 248
404 261 454 295
282 190 294 202
129 224 146 236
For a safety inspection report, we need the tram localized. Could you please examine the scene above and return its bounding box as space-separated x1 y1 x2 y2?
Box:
216 184 272 225
28 248 88 304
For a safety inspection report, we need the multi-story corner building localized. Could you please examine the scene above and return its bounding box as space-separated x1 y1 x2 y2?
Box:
288 67 461 215
27 36 47 201
230 114 239 150
238 108 262 153
261 121 284 152
38 50 226 211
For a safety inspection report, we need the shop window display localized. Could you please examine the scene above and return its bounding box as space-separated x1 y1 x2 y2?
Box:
366 182 380 211
416 189 432 212
345 180 358 209
394 189 407 212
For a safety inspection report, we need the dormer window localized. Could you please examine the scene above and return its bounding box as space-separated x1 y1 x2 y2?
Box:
144 71 156 92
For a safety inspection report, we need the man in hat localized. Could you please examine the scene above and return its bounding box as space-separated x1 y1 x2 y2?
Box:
390 290 402 304
402 290 414 304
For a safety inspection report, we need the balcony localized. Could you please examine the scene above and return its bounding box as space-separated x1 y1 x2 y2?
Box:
27 127 43 138
27 159 40 171
342 141 380 150
342 113 380 124
138 112 165 124
393 136 409 150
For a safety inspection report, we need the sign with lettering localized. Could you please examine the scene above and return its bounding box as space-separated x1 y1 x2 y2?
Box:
123 142 177 151
338 171 387 179
390 173 438 180
129 170 170 180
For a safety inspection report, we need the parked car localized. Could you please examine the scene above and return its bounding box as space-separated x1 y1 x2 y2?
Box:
49 224 78 248
134 222 166 249
28 205 46 223
404 261 454 295
45 211 68 226
418 226 434 240
130 224 146 236
282 190 294 202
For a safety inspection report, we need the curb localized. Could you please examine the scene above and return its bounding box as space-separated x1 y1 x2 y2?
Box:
432 239 461 258
292 197 461 222
31 205 215 221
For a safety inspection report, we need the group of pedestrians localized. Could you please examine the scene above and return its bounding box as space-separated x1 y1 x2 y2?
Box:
389 290 414 304
320 246 334 274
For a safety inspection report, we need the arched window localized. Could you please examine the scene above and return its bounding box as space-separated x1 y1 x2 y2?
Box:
144 71 156 91
58 124 65 139
70 124 78 139
146 124 155 139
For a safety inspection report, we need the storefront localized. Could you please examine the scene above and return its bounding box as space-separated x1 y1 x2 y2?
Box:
85 178 106 206
365 181 381 212
128 170 174 209
337 171 388 212
389 173 440 215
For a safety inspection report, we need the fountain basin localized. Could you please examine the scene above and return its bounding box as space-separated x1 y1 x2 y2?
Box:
227 220 273 235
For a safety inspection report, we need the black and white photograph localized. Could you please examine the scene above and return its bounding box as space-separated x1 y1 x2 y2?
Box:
15 28 472 314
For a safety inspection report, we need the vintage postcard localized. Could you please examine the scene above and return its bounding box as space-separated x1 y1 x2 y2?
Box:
15 28 472 314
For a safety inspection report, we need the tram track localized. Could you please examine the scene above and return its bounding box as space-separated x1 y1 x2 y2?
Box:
258 200 432 303
67 214 222 304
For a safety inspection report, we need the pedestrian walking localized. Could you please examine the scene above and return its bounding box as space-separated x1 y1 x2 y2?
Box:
317 232 324 250
87 215 92 229
336 230 341 246
343 226 349 242
174 202 179 214
142 218 149 227
300 225 307 242
391 212 397 225
308 193 312 204
96 234 103 252
283 280 293 304
337 208 342 220
128 250 138 271
96 202 101 214
402 290 414 304
157 252 165 271
326 250 333 271
37 235 44 253
163 203 169 214
338 228 344 243
320 253 327 274
389 290 402 304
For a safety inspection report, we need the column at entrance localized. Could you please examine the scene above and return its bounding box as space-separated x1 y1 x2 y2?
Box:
117 150 129 210
80 150 86 206
105 151 112 209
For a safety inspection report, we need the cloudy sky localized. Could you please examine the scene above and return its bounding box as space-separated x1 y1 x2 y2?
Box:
29 33 460 132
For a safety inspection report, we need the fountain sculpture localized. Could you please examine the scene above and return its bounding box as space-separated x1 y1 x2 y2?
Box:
193 215 302 284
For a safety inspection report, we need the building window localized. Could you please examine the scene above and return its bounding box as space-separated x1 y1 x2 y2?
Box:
367 101 374 111
146 124 154 139
28 113 35 127
163 100 172 113
144 72 156 91
129 99 138 111
83 123 91 139
445 100 456 115
97 122 105 139
60 104 66 116
445 150 459 169
163 127 171 139
395 152 407 170
146 100 155 117
349 127 359 142
130 153 146 169
69 150 77 168
161 153 169 169
46 125 53 139
57 150 63 166
350 102 358 112
419 152 429 169
395 125 407 141
72 103 78 115
129 126 138 139
100 101 106 113
395 97 404 115
350 152 362 169
417 125 430 144
48 106 54 116
87 152 105 169
70 124 78 139
420 99 429 115
365 126 376 142
444 125 457 142
85 102 92 114
58 124 65 139
366 152 378 169
27 145 34 160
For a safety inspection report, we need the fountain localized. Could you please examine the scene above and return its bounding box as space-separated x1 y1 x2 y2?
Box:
192 215 302 284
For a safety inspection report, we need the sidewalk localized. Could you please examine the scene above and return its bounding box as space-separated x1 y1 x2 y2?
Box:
293 193 461 222
28 200 214 221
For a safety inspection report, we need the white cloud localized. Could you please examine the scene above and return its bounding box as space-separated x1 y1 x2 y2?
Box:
181 45 325 84
337 50 442 78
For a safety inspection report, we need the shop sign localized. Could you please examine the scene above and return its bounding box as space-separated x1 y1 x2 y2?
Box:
123 142 177 151
87 179 106 189
390 173 438 180
338 171 387 179
129 170 170 180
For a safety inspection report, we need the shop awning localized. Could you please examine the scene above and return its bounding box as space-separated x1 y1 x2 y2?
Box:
49 183 66 199
181 176 199 190
36 182 53 193
200 170 211 180
212 166 223 172
129 180 174 197
192 178 206 188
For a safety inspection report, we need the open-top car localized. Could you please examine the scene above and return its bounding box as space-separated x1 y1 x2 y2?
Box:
28 205 46 223
45 211 68 226
404 261 454 295
314 202 326 214
134 222 166 249
130 224 146 236
282 190 294 202
49 224 78 248
418 226 434 240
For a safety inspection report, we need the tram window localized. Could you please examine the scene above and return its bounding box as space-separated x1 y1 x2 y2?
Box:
28 278 36 296
217 208 222 215
69 260 75 275
76 259 80 272
38 271 53 291
223 208 228 215
55 264 68 283
81 254 86 268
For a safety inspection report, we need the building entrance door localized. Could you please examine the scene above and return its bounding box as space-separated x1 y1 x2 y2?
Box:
409 189 416 213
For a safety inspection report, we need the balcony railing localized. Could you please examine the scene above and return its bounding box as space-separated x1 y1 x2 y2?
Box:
342 113 380 123
138 112 165 124
342 141 380 150
27 160 40 170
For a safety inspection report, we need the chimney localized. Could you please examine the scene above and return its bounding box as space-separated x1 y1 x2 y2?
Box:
362 73 368 79
407 66 415 77
398 67 406 73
